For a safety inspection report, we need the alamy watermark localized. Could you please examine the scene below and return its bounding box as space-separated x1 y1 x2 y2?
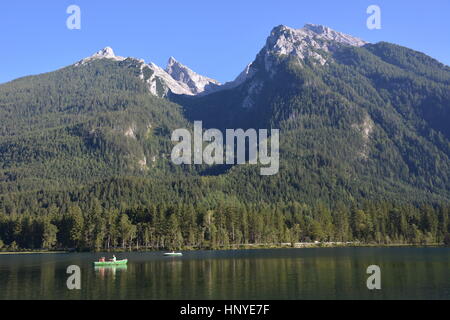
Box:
366 265 381 290
171 121 279 176
66 5 81 30
367 5 381 30
66 265 81 290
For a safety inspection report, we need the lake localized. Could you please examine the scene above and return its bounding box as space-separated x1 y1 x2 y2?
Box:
0 247 449 300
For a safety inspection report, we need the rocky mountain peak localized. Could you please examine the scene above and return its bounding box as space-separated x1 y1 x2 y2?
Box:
303 23 367 47
166 57 220 95
73 24 368 97
76 46 126 66
262 23 367 72
94 47 116 58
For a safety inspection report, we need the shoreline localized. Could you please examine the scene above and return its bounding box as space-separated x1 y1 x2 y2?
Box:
0 251 69 255
0 242 446 255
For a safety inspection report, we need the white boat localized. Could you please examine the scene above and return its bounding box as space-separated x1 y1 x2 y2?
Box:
164 251 183 257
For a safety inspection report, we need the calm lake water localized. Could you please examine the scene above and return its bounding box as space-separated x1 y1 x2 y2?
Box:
0 247 449 300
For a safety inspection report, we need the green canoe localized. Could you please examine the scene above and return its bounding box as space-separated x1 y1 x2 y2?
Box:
93 259 128 266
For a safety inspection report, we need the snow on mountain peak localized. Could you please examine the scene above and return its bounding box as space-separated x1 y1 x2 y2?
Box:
166 57 220 95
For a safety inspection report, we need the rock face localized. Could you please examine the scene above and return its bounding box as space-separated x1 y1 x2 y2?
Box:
140 61 194 97
303 24 367 47
75 24 366 98
76 48 220 97
262 23 367 73
208 24 368 107
166 57 220 94
76 47 126 66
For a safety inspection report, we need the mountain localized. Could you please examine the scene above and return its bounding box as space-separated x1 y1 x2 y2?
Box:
75 47 126 65
1 23 449 250
76 47 219 97
166 57 220 94
0 23 450 207
196 23 367 97
175 23 450 204
0 55 192 194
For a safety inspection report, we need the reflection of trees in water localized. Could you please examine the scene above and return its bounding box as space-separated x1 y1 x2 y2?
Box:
125 252 450 299
1 250 450 299
39 261 56 298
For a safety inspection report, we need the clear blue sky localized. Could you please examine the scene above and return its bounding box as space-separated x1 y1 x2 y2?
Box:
0 0 449 84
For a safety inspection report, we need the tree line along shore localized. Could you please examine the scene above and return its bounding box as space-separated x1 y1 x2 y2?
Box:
1 199 450 252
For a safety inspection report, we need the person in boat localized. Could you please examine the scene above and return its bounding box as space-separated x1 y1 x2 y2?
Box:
112 255 116 262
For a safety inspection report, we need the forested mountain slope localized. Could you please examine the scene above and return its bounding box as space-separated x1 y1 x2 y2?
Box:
0 58 192 195
0 24 449 250
176 25 450 205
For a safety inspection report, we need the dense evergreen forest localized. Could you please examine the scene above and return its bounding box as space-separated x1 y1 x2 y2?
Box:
1 33 450 250
1 198 449 251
